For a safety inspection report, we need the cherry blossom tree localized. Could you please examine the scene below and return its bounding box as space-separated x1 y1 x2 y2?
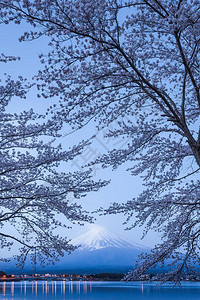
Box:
0 54 107 269
1 0 200 281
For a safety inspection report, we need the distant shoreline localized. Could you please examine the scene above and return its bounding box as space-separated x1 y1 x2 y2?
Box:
1 271 200 283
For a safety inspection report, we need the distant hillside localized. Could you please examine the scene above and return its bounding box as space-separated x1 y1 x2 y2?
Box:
0 226 150 274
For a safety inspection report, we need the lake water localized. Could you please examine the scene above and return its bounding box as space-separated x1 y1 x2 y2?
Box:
0 281 200 299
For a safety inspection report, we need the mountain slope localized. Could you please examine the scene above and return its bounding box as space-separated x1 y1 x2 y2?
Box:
0 226 149 274
51 226 149 273
71 225 146 251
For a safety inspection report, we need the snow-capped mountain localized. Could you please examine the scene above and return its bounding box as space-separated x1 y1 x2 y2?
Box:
0 225 149 274
54 225 149 273
71 225 146 251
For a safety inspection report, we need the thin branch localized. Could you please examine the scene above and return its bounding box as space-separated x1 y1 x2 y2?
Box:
174 31 200 108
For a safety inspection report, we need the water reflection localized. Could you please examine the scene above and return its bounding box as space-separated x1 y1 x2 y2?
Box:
34 280 37 296
0 280 94 298
11 281 14 296
45 280 48 294
83 281 88 293
51 280 54 294
1 280 200 300
24 280 26 295
62 280 65 294
1 280 94 297
2 281 5 295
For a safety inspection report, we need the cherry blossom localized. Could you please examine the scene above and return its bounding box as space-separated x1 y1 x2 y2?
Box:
0 55 106 269
1 0 200 280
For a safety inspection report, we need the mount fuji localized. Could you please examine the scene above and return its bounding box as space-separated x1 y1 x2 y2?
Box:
44 225 149 274
58 225 149 274
71 225 146 251
0 225 150 274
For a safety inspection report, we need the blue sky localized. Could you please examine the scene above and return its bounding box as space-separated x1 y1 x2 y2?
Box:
1 21 159 253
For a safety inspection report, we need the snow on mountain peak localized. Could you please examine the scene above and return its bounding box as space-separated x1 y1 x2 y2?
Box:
71 225 146 251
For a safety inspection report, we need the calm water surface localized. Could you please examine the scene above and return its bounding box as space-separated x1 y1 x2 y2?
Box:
0 281 200 299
